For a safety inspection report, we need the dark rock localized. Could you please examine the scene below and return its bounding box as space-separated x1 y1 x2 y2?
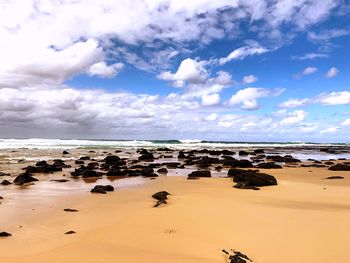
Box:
223 159 254 168
91 185 114 194
75 160 84 165
104 155 121 164
228 168 277 189
106 169 127 177
65 231 76 235
152 191 171 207
165 162 180 169
256 162 282 169
62 151 69 155
325 176 344 179
53 159 71 168
51 179 69 183
229 251 253 263
157 168 168 174
178 151 186 159
79 156 91 160
188 170 211 178
71 167 101 178
138 153 155 161
141 167 157 177
222 150 235 155
25 164 62 174
1 180 11 185
64 208 79 212
13 173 38 185
35 160 48 166
328 164 350 171
254 149 265 154
0 232 12 237
0 172 10 176
238 150 249 156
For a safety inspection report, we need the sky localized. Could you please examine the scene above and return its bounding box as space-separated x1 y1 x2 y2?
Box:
0 0 349 142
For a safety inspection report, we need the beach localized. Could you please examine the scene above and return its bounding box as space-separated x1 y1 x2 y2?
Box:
0 143 350 263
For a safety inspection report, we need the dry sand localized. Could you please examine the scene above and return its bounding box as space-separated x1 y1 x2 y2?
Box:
0 167 349 263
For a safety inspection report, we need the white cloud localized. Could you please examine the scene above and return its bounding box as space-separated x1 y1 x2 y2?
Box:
278 98 310 109
300 124 318 133
291 53 329 60
308 28 350 42
320 127 339 134
316 91 350 105
242 75 258 84
341 119 350 126
88 62 124 78
303 67 318 75
201 93 220 106
326 67 338 78
158 58 208 87
229 87 284 110
219 43 268 65
205 113 218 121
281 110 308 125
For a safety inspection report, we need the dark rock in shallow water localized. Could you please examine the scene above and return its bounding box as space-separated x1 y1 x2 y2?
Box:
62 150 69 155
138 153 155 161
0 172 10 177
91 185 114 194
141 167 158 177
65 230 76 235
188 170 211 178
75 160 84 165
13 173 38 185
256 162 282 169
79 156 91 160
328 164 350 171
25 163 62 174
178 151 186 159
35 160 48 166
228 168 277 190
71 167 102 178
64 208 79 212
325 176 344 179
0 232 12 237
1 179 11 185
104 155 121 165
157 168 168 174
324 161 334 165
152 191 171 207
238 150 249 156
222 159 254 168
51 179 69 183
254 149 265 154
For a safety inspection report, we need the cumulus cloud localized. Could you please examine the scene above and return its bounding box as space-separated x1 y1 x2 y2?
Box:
242 75 258 84
205 113 218 121
158 58 208 87
281 110 308 125
228 87 284 110
308 28 350 42
201 93 220 106
87 62 124 78
316 91 350 105
325 67 338 78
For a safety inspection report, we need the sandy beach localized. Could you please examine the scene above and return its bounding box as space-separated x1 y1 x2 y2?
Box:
1 146 350 263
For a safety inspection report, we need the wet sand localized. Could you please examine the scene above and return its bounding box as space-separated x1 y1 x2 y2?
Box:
0 148 350 262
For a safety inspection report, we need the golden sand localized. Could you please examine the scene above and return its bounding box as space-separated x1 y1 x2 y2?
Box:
0 167 349 263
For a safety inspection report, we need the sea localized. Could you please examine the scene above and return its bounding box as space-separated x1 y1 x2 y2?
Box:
0 138 348 150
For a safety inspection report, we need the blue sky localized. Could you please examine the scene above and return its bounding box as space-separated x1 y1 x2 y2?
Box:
0 0 349 142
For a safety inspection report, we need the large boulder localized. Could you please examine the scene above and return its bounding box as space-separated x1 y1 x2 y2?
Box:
222 159 253 168
138 153 155 161
228 168 277 190
13 173 38 185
